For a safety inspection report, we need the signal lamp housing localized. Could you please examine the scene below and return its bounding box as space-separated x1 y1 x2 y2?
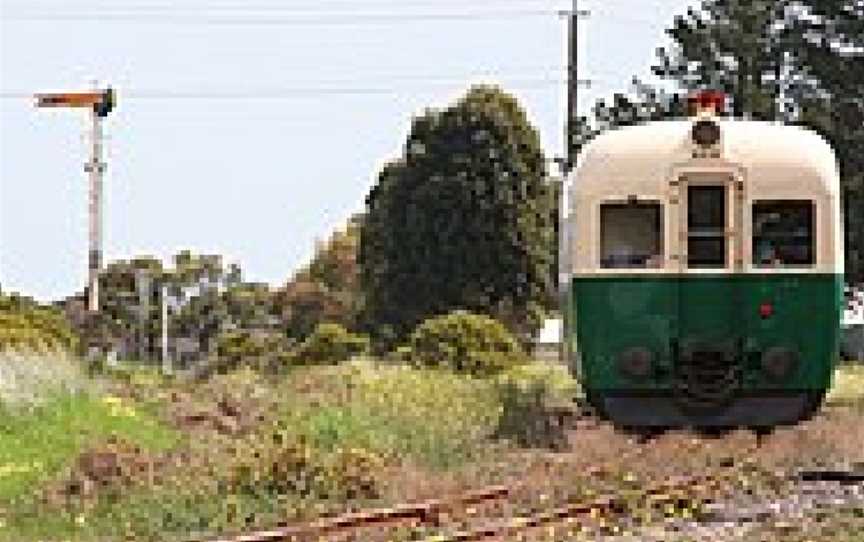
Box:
692 119 721 148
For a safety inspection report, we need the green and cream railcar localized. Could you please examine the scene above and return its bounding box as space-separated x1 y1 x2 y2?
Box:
562 106 844 428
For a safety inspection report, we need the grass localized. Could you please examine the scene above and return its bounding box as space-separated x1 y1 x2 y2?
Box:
0 391 179 503
827 364 864 406
0 350 97 409
0 350 181 504
0 359 526 541
275 359 505 469
0 352 182 542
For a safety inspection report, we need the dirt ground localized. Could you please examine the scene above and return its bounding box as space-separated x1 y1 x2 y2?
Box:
372 403 864 542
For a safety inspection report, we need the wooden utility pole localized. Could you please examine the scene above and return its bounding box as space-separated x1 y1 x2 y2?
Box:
161 284 170 374
35 85 115 313
559 1 589 365
565 1 590 173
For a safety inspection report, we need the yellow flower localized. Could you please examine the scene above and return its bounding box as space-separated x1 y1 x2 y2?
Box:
75 515 86 526
104 397 137 418
0 463 33 478
101 395 122 406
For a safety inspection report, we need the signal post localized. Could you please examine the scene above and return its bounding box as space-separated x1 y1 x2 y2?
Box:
35 86 115 313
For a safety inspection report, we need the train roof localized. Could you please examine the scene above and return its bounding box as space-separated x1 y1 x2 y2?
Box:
571 119 841 197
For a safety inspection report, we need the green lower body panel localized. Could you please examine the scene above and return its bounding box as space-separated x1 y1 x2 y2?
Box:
567 273 843 427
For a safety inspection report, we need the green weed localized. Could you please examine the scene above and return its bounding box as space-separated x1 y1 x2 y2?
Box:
0 391 179 504
277 361 501 468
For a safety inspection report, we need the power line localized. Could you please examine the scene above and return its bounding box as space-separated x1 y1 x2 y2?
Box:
0 67 604 100
1 5 666 27
2 0 567 11
5 0 567 6
0 79 581 101
0 9 561 24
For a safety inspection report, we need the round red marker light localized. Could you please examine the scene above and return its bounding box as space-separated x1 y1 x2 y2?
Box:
759 303 773 319
688 90 726 115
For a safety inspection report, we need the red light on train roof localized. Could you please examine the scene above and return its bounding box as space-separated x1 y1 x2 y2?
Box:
759 302 774 319
688 90 726 116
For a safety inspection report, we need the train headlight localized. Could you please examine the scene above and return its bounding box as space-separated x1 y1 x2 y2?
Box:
618 347 653 379
692 120 721 148
761 347 799 380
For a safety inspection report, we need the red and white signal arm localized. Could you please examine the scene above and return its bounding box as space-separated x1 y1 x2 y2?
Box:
35 87 115 116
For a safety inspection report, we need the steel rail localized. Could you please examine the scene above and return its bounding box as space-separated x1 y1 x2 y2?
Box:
196 484 511 542
424 474 725 542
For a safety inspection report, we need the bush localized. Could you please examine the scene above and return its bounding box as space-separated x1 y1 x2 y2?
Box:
389 345 414 364
229 428 381 501
213 329 295 375
491 363 579 449
0 293 79 355
291 323 370 365
406 310 527 377
496 362 580 405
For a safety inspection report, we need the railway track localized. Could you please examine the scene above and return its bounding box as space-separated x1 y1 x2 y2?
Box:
415 474 727 542
197 471 728 542
197 484 511 542
191 418 864 542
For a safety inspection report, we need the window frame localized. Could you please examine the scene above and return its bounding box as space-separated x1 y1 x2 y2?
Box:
597 198 666 271
685 184 729 270
751 199 817 269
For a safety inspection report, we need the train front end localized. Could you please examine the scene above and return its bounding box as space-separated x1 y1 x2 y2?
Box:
564 94 844 429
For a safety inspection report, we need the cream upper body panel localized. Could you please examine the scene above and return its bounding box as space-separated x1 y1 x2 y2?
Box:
565 119 843 275
570 120 840 200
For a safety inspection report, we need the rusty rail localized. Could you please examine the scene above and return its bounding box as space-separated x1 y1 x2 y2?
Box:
424 474 724 542
198 484 511 542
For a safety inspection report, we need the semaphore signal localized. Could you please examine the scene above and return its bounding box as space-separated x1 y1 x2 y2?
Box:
35 85 116 313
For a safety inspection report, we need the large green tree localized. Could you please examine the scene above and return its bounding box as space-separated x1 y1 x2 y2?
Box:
652 0 806 120
359 85 555 346
791 0 864 283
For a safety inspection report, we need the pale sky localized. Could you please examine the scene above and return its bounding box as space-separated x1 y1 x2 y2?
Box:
0 0 697 303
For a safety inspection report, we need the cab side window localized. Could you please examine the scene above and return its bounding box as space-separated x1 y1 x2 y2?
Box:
752 200 815 267
600 202 664 269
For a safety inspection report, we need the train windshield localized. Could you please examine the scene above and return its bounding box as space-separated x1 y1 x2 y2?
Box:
687 185 727 269
752 200 815 267
600 202 664 269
